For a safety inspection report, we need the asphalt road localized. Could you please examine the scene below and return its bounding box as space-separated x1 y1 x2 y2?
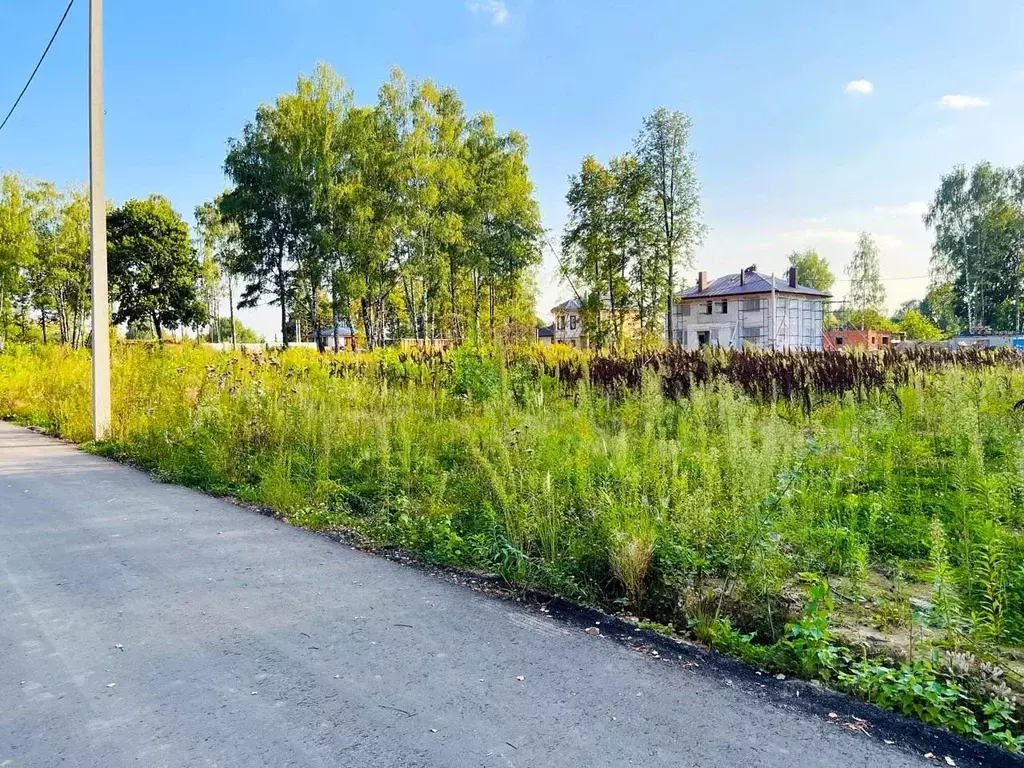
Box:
0 421 956 767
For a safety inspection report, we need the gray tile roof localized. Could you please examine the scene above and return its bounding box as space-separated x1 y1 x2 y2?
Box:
677 271 830 299
552 295 633 312
551 297 585 312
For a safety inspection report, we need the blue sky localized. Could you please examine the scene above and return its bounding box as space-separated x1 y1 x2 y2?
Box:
3 0 1023 338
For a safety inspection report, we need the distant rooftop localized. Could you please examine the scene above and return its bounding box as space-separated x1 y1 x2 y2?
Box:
677 270 830 300
551 297 585 312
307 324 355 340
552 295 633 313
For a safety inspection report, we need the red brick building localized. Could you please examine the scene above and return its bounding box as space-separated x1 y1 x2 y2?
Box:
822 328 900 351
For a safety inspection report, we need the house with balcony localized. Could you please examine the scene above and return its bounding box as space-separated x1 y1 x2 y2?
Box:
672 266 830 350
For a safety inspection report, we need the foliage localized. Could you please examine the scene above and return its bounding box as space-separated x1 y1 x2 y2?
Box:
107 196 207 338
899 309 945 340
195 196 241 345
787 249 835 293
0 173 37 349
636 108 706 343
925 162 1024 333
222 63 541 350
845 232 886 318
202 317 263 343
921 282 961 335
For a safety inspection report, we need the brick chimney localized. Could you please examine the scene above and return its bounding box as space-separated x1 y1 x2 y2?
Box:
697 271 708 292
788 266 798 288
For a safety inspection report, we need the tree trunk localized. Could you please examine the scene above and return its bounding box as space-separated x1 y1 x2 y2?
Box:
488 282 495 342
666 260 674 345
0 283 7 348
152 312 163 341
330 279 339 353
449 252 459 343
473 268 482 347
360 297 372 350
227 275 236 349
310 286 322 352
277 247 288 349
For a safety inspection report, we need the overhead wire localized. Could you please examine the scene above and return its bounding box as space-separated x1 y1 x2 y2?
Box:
0 0 77 136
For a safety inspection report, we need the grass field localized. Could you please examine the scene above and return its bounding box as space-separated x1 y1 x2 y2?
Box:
2 342 1023 751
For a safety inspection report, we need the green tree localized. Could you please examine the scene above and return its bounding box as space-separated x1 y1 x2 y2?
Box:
22 183 92 347
276 63 354 350
787 248 835 293
203 317 263 343
845 232 886 326
222 103 297 346
610 154 661 344
899 309 944 340
195 196 240 346
924 162 1024 331
0 173 37 349
635 108 705 343
107 196 207 338
221 64 543 350
920 282 960 335
562 156 619 348
463 114 542 343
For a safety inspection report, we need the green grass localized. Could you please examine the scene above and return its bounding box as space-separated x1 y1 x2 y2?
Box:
2 341 1023 751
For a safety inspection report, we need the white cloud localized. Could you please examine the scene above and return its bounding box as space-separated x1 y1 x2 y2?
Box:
467 0 509 25
937 94 990 110
874 201 928 217
844 79 874 95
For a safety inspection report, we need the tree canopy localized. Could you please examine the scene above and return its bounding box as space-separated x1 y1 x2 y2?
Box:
898 309 944 340
560 108 705 348
845 232 886 323
107 196 207 338
221 63 541 348
924 162 1024 333
787 248 835 293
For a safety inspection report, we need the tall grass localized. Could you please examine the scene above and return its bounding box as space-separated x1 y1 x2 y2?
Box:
2 342 1023 749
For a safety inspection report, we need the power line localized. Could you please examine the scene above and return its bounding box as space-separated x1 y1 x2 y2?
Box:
0 0 77 136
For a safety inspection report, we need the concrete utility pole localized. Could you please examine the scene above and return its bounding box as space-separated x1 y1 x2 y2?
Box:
89 0 111 440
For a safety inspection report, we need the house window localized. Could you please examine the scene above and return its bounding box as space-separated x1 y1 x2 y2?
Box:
569 315 578 330
697 330 711 347
882 336 890 345
835 336 844 346
556 315 565 331
741 326 763 339
742 298 760 312
704 301 713 315
681 303 691 317
718 301 728 314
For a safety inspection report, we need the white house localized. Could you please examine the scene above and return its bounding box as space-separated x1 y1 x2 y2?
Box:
551 297 640 349
672 266 829 351
551 298 586 347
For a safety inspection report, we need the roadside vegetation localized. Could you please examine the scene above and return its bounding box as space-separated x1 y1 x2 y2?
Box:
2 341 1023 752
